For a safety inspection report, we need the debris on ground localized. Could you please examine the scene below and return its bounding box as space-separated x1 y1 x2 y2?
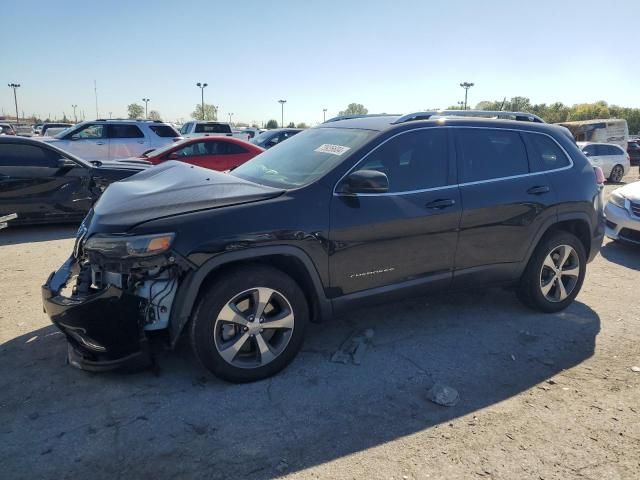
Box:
330 328 375 365
427 383 459 407
631 366 640 373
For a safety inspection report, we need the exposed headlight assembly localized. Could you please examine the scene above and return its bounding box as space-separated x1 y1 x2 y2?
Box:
84 233 175 258
608 192 626 210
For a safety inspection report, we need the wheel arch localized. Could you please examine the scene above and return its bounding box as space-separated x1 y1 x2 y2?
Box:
519 214 593 278
168 246 331 347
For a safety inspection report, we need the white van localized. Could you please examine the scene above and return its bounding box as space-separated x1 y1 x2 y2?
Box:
557 119 629 149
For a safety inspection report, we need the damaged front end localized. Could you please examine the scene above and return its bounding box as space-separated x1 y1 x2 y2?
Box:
42 225 191 371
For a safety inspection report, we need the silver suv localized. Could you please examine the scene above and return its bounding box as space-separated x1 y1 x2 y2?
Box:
41 119 181 161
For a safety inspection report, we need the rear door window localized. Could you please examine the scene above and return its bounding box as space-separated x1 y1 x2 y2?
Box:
456 128 528 182
523 133 571 172
109 124 144 138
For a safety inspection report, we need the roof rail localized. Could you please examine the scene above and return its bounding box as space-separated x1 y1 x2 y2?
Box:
94 118 165 123
323 113 400 124
392 110 545 124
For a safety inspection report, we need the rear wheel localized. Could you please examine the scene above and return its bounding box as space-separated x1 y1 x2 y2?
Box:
609 164 624 183
517 232 586 313
190 265 308 383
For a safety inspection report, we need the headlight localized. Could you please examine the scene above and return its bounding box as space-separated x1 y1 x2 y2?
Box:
608 192 626 209
84 233 175 258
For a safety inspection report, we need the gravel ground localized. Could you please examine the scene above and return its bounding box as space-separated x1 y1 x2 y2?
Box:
1 174 639 480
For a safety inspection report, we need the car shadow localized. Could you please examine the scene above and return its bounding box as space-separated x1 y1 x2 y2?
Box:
599 239 640 270
0 224 77 246
0 289 599 479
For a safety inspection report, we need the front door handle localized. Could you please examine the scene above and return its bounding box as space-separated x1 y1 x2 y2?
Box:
527 186 550 195
96 142 105 146
137 140 145 144
425 198 456 209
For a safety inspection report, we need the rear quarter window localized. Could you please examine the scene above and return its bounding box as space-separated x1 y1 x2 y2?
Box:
149 125 179 137
523 133 570 172
456 128 528 182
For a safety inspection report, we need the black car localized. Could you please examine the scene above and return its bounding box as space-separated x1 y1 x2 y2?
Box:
627 140 640 166
0 136 148 225
250 128 302 149
42 114 605 382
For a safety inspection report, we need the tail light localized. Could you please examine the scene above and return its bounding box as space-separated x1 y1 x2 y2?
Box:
593 166 605 185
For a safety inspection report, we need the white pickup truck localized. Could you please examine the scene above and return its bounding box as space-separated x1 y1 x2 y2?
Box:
179 121 249 141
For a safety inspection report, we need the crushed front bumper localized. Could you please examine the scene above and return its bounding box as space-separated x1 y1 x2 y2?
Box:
42 255 151 371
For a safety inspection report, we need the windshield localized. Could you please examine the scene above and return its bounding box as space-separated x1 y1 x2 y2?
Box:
232 127 376 188
251 130 274 144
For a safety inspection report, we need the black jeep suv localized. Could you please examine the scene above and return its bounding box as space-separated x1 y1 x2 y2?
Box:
42 114 605 382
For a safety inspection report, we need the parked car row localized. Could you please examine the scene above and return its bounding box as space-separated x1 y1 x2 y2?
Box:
0 136 148 224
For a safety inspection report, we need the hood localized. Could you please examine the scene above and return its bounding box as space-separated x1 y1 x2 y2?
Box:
91 161 284 227
615 181 640 202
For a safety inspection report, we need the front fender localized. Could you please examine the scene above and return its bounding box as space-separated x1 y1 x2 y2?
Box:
168 245 331 347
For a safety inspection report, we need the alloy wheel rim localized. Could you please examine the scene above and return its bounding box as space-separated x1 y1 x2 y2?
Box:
612 166 623 182
213 287 294 369
539 244 580 303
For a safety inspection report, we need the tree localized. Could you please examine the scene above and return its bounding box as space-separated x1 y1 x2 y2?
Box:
191 103 217 121
287 122 295 128
296 122 309 129
127 103 144 119
266 119 278 129
338 103 368 116
148 110 162 121
567 101 610 121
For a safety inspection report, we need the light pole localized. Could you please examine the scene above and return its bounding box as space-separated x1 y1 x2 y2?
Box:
72 104 78 123
460 82 474 110
196 82 208 120
278 99 286 128
323 108 327 122
8 83 20 124
228 112 233 124
109 112 113 119
213 105 219 121
142 98 150 118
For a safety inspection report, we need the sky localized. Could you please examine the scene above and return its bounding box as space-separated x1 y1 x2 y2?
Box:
2 0 638 125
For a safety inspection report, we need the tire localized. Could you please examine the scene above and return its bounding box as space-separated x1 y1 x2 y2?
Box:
190 265 309 383
609 164 624 183
517 231 586 313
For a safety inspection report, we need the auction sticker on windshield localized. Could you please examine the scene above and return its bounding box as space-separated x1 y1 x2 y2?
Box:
314 144 351 156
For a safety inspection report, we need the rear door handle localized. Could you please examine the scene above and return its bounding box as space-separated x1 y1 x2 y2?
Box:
425 198 456 209
96 142 105 146
527 186 550 195
137 140 145 144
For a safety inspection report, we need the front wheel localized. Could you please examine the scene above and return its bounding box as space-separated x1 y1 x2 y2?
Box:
609 164 624 183
190 265 309 382
517 232 586 313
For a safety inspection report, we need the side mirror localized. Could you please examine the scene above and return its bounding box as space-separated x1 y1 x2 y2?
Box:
167 152 179 160
57 158 77 168
583 151 591 157
338 169 389 195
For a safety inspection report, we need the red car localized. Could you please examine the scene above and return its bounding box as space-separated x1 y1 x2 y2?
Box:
140 136 264 171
